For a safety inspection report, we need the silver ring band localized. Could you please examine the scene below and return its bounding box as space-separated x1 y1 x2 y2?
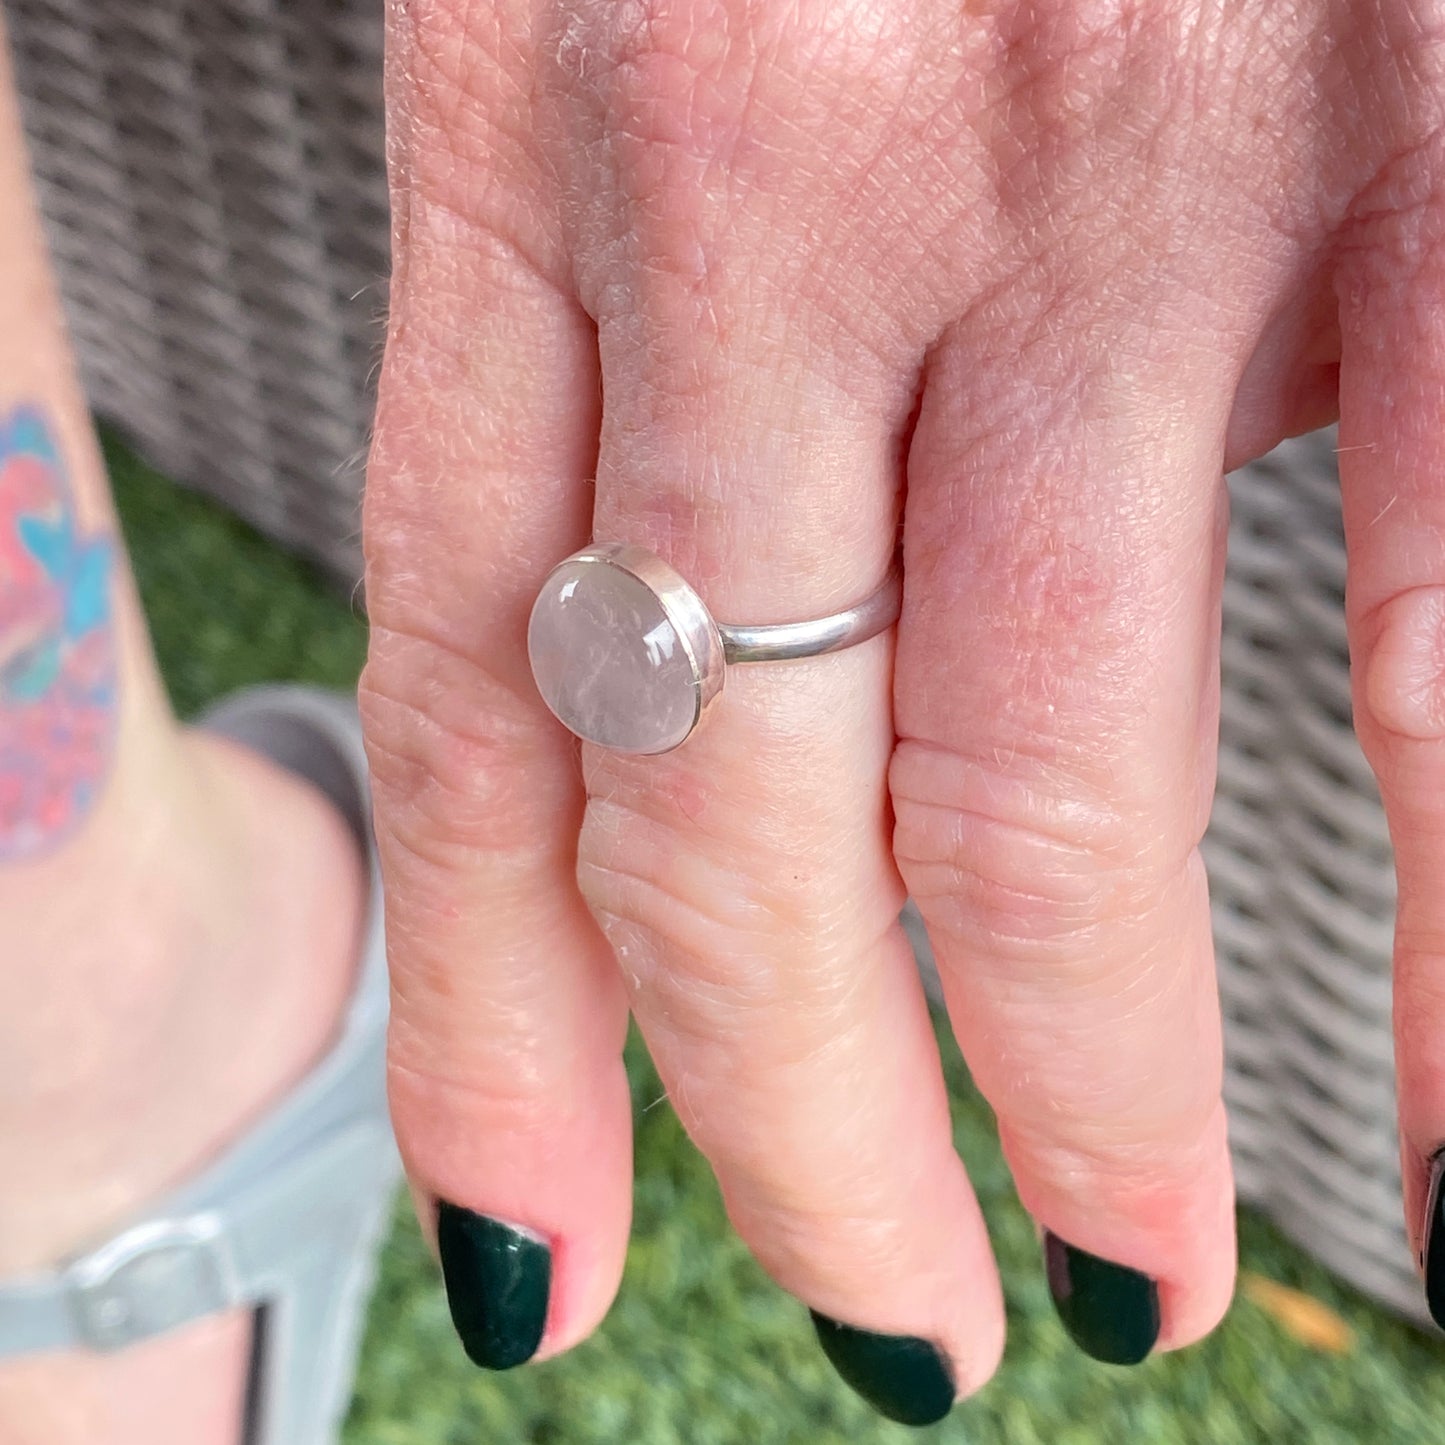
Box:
717 565 902 663
527 543 901 754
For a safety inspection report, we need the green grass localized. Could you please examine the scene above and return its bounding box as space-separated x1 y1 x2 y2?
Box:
107 432 1445 1444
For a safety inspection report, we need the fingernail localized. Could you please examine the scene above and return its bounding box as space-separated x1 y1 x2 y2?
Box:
1425 1151 1445 1328
809 1311 955 1426
1044 1231 1160 1365
436 1201 551 1369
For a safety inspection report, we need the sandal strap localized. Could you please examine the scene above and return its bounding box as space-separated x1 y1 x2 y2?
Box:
0 1115 394 1357
0 686 395 1363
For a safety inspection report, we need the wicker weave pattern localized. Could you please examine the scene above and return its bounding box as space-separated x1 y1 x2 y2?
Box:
7 0 388 582
1209 432 1408 1316
6 0 1420 1320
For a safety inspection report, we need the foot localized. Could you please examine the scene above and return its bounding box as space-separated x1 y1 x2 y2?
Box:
0 721 367 1444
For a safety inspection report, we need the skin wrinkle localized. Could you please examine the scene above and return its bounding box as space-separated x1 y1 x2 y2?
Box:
942 867 1205 1022
893 802 1172 924
903 845 1193 968
891 736 1151 854
612 931 883 1076
579 781 898 954
387 1052 598 1155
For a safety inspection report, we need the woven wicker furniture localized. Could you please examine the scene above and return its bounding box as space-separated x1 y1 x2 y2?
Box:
6 0 1416 1322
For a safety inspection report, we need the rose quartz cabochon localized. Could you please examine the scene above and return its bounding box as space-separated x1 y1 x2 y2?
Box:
528 558 701 753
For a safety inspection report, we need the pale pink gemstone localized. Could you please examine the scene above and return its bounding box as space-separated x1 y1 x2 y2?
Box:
528 558 702 753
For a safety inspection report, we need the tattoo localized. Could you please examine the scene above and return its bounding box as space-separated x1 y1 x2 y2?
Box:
0 407 117 860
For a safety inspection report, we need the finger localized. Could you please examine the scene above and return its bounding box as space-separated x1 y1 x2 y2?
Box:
549 43 1003 1429
893 311 1238 1364
573 382 1001 1416
1332 139 1445 1319
360 2 631 1368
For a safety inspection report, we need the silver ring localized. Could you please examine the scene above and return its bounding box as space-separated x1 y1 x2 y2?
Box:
527 543 902 755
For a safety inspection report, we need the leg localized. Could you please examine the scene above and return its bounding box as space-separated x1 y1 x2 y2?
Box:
0 26 366 1444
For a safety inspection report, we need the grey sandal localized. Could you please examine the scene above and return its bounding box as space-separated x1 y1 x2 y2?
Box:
0 685 400 1445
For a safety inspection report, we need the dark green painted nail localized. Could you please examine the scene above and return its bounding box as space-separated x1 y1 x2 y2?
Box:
436 1201 551 1370
1424 1151 1445 1329
1044 1231 1159 1365
810 1311 955 1426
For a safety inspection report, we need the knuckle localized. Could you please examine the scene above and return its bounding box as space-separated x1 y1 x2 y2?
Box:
890 738 1189 968
575 787 877 1037
551 0 909 188
359 634 557 870
1359 585 1445 743
577 797 792 1001
551 0 752 159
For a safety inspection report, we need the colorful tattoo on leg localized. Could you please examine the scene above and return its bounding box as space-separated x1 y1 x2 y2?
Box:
0 407 117 860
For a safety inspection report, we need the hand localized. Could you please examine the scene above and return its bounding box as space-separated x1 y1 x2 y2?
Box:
360 0 1445 1419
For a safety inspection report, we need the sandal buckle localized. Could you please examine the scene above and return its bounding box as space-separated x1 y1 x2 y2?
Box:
65 1215 241 1351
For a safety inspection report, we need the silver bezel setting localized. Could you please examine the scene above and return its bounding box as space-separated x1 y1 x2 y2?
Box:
529 543 726 754
528 543 902 754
